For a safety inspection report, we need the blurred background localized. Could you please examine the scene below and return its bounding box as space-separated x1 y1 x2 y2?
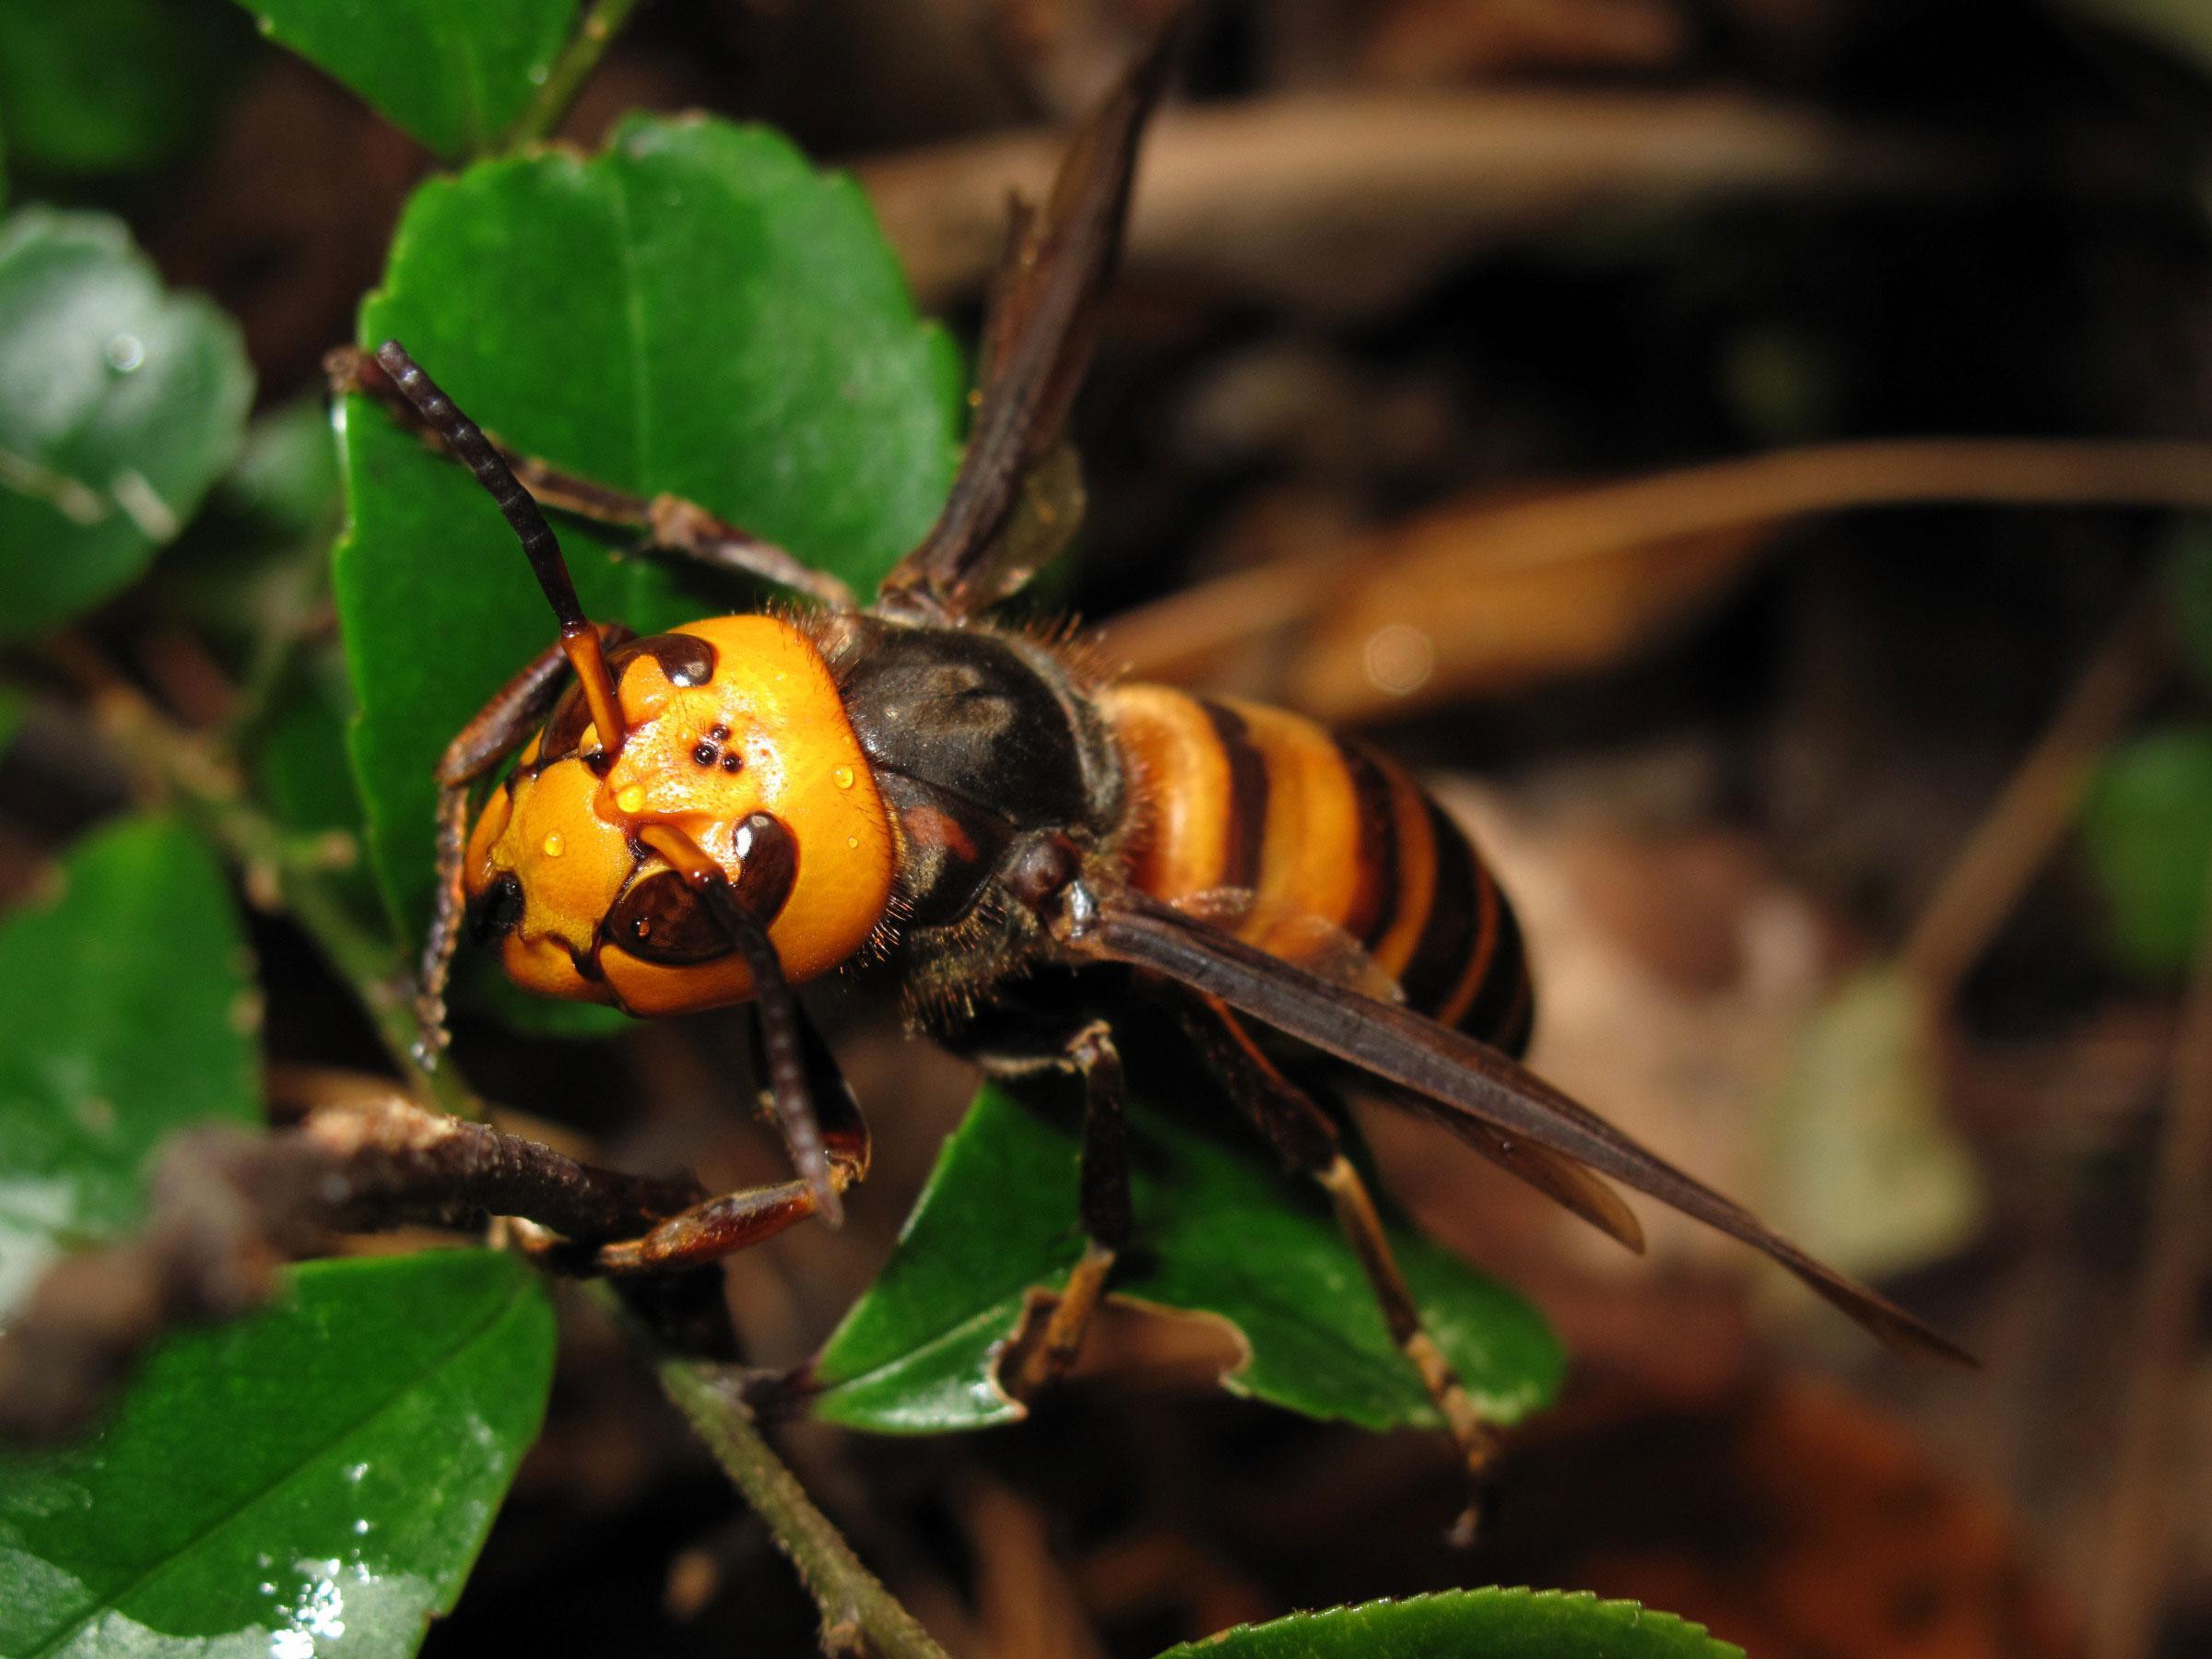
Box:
6 1 2212 1655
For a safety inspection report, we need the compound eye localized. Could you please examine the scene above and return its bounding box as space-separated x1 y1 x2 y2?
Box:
606 869 733 965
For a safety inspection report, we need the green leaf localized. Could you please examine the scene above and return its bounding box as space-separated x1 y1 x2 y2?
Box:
1157 1589 1744 1659
0 1250 555 1659
233 0 579 161
2080 727 2212 975
0 0 251 180
0 816 257 1320
335 115 960 951
0 208 253 642
809 1086 1563 1434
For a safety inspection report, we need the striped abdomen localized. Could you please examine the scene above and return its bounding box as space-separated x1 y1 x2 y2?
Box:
1100 685 1533 1055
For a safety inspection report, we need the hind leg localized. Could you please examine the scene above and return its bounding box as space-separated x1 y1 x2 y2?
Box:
1182 994 1502 1539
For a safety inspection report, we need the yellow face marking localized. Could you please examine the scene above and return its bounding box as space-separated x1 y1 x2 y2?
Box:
465 615 897 1017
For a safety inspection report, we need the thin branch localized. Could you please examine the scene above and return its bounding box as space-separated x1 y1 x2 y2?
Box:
2089 849 2212 1659
1102 435 2212 715
860 88 1962 313
1901 586 2168 1005
0 1094 703 1441
623 1300 954 1659
499 0 644 150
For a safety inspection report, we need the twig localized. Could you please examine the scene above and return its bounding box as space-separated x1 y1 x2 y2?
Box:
45 634 474 1122
499 0 644 150
0 1095 703 1441
1901 587 2168 1005
860 88 1960 313
2089 849 2212 1659
620 1294 955 1659
1102 436 2212 712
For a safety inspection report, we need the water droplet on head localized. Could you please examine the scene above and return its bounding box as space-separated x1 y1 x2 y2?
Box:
103 333 144 373
541 831 565 858
617 784 645 815
846 835 859 850
833 766 854 790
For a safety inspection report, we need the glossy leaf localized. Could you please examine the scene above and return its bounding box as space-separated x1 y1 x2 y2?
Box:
233 0 578 161
0 208 253 642
1156 1589 1744 1659
0 816 257 1320
2080 727 2212 974
810 1086 1563 1434
335 115 960 949
0 1250 556 1658
0 0 250 179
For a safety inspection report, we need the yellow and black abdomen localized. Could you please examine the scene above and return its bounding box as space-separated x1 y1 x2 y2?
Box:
1100 685 1533 1057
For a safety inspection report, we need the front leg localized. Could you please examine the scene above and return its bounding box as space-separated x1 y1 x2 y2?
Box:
331 345 854 609
597 1011 872 1272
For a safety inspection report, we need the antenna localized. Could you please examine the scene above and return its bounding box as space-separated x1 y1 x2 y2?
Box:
375 340 628 758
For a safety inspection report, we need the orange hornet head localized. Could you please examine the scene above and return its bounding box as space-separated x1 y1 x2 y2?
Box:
462 616 895 1017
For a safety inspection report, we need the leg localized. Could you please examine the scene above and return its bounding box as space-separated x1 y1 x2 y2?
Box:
636 821 858 1224
414 627 629 1061
331 346 853 609
1182 995 1502 1539
596 1057 871 1273
969 1017 1132 1394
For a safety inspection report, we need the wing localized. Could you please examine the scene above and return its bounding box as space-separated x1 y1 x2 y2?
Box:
1372 1081 1648 1254
1174 890 1644 1250
1068 882 1972 1364
874 18 1181 621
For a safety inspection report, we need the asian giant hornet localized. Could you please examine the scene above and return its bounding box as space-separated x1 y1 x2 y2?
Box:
336 21 1968 1524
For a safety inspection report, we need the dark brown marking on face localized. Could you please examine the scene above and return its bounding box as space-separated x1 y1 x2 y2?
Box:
604 811 798 966
606 870 732 964
729 811 798 921
1199 698 1268 891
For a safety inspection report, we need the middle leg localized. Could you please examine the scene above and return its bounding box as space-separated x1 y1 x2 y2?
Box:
965 1016 1132 1395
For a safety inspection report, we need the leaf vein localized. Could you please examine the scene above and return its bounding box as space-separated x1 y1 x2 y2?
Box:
23 1264 533 1658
